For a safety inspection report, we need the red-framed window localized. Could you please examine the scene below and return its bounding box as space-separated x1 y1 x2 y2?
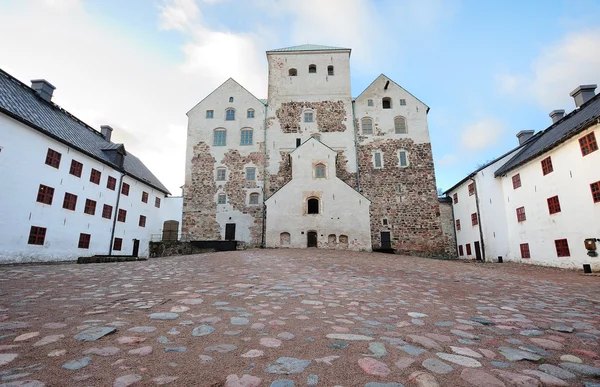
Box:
90 169 101 185
456 219 461 231
155 197 161 208
142 191 148 203
84 199 96 215
121 182 130 196
69 160 83 177
36 184 54 205
453 193 458 204
458 245 464 256
555 239 570 257
102 204 113 219
512 174 521 189
113 237 123 251
139 215 146 227
78 233 91 249
468 183 475 196
107 176 117 191
592 181 600 203
466 243 472 255
471 212 478 226
541 156 553 175
28 226 46 245
520 243 531 258
547 195 561 214
117 209 127 222
516 206 526 222
45 148 61 168
579 132 598 156
62 193 77 211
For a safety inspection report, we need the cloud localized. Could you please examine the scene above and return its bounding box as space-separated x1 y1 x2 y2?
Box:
437 154 458 166
460 118 504 151
496 29 600 109
158 0 200 32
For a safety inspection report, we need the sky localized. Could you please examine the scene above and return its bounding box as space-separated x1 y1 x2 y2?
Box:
1 0 599 195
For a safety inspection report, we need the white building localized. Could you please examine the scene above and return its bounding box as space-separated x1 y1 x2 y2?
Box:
0 69 182 263
446 84 600 269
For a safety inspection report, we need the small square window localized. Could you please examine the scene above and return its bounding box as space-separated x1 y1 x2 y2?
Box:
45 148 61 168
84 199 96 215
113 237 122 251
90 168 101 185
218 194 226 204
107 176 117 190
374 152 382 168
121 183 130 196
516 206 526 222
541 156 553 175
216 168 226 181
304 112 314 122
142 191 148 203
555 239 570 257
466 243 472 255
520 243 531 258
206 110 214 119
367 99 373 107
155 197 161 208
69 160 83 177
382 98 391 109
453 193 458 204
139 215 146 227
327 65 334 76
458 245 464 256
249 193 259 205
512 174 521 189
579 132 598 156
117 209 127 222
468 183 475 196
547 195 561 214
456 219 461 231
78 233 91 249
63 192 77 211
246 167 256 181
247 109 255 119
399 99 406 106
471 212 478 226
591 181 600 203
28 226 46 245
102 204 113 219
36 184 54 205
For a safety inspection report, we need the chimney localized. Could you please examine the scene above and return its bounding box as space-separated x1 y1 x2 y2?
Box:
569 84 596 108
101 125 113 142
30 79 55 102
549 109 565 124
516 130 534 145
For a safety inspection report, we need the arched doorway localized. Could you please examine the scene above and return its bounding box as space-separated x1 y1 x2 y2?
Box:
307 231 318 248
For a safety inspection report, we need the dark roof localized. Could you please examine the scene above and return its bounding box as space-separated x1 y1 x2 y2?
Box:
0 69 170 194
495 93 600 177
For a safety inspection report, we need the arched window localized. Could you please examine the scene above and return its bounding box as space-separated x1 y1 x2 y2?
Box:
328 234 337 246
399 150 409 167
249 192 259 205
280 232 291 246
289 68 297 76
382 97 392 109
327 65 334 76
308 64 317 73
229 97 234 103
315 164 326 179
361 117 373 134
339 235 348 246
225 108 235 121
307 198 319 214
240 128 253 145
213 129 227 146
247 109 255 118
394 116 407 134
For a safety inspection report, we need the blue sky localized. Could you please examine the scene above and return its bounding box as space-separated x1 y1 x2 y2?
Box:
1 0 599 194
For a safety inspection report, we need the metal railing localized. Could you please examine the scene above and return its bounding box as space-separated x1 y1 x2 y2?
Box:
150 232 182 242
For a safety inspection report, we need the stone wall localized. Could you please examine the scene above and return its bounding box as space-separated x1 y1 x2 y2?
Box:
439 198 458 257
275 101 347 133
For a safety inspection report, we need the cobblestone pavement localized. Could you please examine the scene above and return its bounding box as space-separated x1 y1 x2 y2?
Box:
1 249 600 387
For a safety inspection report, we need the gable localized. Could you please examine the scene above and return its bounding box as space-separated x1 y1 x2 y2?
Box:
355 74 429 112
187 78 265 116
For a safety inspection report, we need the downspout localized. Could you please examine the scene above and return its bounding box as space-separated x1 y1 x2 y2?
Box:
261 102 268 248
351 100 361 191
108 172 125 255
470 176 486 261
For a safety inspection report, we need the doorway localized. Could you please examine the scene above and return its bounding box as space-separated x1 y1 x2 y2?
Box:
225 223 236 241
307 231 318 247
132 239 140 257
380 232 391 249
474 241 482 261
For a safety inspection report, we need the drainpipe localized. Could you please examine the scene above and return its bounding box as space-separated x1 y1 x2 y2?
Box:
261 102 268 248
108 173 125 255
470 176 486 261
351 100 361 191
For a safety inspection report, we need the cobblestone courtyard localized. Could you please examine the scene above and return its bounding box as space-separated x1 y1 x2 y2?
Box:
1 250 599 386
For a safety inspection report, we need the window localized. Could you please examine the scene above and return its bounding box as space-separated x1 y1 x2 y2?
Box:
28 226 46 245
218 194 226 204
214 129 227 146
225 109 235 121
399 99 406 106
399 150 408 167
240 129 253 145
45 148 61 168
139 215 146 227
520 243 531 258
89 169 101 185
304 112 314 122
113 238 122 251
249 192 259 205
229 97 234 103
361 118 373 134
512 174 521 189
541 156 553 175
453 193 458 204
78 233 91 249
591 181 600 203
247 109 255 119
308 64 316 73
216 168 226 181
458 245 464 256
547 195 561 214
155 197 161 208
63 193 77 211
516 206 526 222
394 116 407 134
398 184 402 193
456 219 461 231
307 198 319 214
382 218 388 226
84 199 96 215
289 68 297 76
102 204 113 219
466 243 472 255
327 65 334 76
471 212 478 226
121 182 130 196
315 164 326 178
69 160 83 177
579 132 598 156
117 209 127 222
142 191 148 203
382 97 391 109
374 152 382 168
367 99 373 107
36 184 54 205
206 110 214 119
468 183 475 196
107 176 117 191
555 239 570 257
246 167 256 181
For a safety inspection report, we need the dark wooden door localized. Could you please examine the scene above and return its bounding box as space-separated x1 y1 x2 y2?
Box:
307 231 317 247
474 241 482 261
380 232 391 249
132 239 140 257
225 223 236 241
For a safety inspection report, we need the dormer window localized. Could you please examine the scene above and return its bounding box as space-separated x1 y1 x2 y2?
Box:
308 64 317 74
229 97 234 103
382 97 392 109
327 65 334 76
289 68 297 76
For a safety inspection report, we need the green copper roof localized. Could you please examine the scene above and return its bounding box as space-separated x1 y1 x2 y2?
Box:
267 44 351 53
